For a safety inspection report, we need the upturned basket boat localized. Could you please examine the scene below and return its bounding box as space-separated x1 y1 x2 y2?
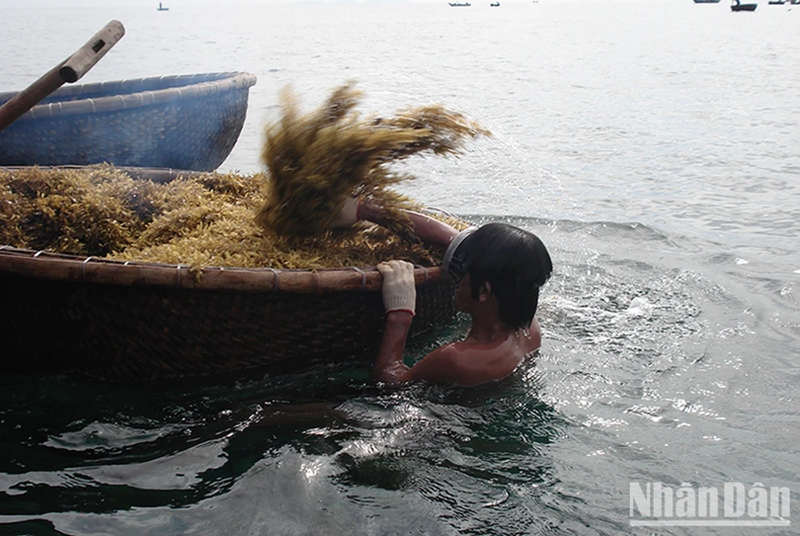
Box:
0 72 257 171
0 168 457 382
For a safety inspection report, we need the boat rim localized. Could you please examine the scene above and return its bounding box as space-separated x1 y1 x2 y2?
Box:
0 71 257 121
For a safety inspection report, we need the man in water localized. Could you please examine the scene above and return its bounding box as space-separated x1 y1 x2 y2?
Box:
335 199 553 387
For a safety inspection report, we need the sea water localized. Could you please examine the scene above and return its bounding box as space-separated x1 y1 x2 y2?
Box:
0 1 798 534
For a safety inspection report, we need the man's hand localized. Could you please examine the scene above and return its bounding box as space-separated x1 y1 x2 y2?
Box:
377 260 416 316
328 197 360 229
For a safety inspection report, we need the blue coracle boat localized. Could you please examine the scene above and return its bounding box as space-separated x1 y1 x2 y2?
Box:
0 72 257 171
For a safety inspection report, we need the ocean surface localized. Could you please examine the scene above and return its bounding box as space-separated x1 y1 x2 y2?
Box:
1 1 799 534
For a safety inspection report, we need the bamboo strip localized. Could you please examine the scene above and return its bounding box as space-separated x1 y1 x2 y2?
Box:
0 247 443 293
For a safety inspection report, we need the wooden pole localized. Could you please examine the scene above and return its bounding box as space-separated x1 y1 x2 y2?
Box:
0 20 125 133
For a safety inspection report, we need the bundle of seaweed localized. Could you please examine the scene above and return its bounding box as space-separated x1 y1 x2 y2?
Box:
0 165 463 269
258 82 490 238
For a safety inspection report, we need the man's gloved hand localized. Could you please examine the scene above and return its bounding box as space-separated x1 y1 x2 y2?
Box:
328 197 360 229
377 260 417 316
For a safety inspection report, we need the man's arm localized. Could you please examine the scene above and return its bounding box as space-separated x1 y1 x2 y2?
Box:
373 261 417 383
372 310 413 383
334 199 460 248
372 311 458 384
358 202 459 247
373 260 460 385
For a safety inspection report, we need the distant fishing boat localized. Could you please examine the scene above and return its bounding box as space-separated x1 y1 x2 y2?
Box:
157 2 169 10
768 0 785 4
448 2 471 6
490 1 500 5
731 0 757 10
693 0 721 3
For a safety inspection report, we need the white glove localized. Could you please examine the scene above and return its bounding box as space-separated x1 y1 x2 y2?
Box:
329 197 360 228
377 260 417 315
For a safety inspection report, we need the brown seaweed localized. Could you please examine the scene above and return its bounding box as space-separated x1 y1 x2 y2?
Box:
0 165 466 269
258 82 490 238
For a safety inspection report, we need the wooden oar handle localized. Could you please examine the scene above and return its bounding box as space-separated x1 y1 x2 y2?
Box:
60 20 125 83
0 20 125 132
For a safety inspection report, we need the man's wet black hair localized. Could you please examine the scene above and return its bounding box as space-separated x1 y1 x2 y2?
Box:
462 222 553 330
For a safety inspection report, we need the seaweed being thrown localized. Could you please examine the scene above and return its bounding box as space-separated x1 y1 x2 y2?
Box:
258 82 490 239
0 83 489 270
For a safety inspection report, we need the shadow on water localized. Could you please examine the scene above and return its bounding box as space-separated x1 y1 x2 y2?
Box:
0 310 571 535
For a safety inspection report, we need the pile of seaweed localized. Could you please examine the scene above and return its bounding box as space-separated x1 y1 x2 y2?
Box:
0 84 488 270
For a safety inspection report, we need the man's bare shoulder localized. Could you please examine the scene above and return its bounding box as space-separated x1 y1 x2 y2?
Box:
404 343 460 383
406 340 511 386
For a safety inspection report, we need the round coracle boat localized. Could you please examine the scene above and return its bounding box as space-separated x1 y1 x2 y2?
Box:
0 246 455 382
0 167 457 382
0 72 257 171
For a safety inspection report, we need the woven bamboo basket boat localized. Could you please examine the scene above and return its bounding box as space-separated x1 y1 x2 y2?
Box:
0 168 457 382
0 72 257 171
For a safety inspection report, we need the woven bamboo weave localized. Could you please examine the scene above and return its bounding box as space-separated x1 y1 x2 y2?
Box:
0 246 456 382
0 72 257 171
